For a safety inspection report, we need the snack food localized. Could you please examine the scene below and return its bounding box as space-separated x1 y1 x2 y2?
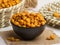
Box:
48 8 51 11
46 34 56 40
11 11 46 28
0 0 20 9
7 37 20 41
0 0 25 28
53 11 60 18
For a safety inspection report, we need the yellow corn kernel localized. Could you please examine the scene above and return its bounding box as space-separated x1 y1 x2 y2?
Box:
53 12 59 17
41 22 45 25
15 0 20 4
3 0 8 3
15 21 19 26
48 8 51 11
19 20 24 23
31 23 35 27
0 0 2 4
11 19 14 23
50 34 56 40
11 37 15 41
26 18 30 22
6 4 10 8
1 4 5 8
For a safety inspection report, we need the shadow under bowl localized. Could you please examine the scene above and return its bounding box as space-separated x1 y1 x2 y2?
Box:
11 22 45 40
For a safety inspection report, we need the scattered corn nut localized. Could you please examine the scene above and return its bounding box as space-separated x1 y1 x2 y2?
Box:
46 34 56 40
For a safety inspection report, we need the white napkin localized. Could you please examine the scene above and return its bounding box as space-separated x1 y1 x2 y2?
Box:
52 43 60 45
0 37 6 45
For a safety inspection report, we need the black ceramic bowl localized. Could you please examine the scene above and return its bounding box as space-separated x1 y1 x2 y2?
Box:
11 22 45 40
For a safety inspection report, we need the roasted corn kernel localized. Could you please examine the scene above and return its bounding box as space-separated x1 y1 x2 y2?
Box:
48 8 51 11
11 11 46 28
0 0 20 9
46 34 56 40
7 37 20 41
53 11 60 18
